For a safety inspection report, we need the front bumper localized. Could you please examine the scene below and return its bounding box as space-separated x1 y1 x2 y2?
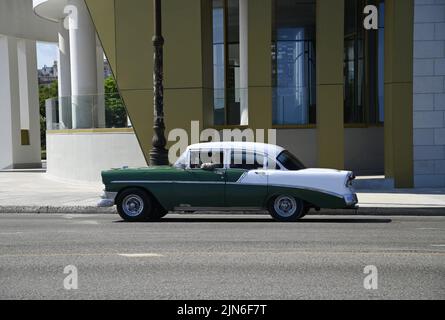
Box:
97 191 118 208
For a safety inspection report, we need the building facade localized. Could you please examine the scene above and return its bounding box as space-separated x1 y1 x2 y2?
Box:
0 0 58 170
78 0 415 187
4 0 445 188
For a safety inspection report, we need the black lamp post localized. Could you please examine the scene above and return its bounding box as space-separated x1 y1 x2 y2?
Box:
149 0 169 166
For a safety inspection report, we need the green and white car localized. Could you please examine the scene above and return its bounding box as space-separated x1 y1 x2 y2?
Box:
99 142 358 222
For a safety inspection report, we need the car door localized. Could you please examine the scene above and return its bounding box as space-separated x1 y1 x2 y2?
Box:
225 150 269 208
173 149 226 208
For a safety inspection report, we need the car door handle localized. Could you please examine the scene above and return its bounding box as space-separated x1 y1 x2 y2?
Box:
255 172 267 176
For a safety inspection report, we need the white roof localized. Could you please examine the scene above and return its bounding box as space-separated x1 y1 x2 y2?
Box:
188 142 285 157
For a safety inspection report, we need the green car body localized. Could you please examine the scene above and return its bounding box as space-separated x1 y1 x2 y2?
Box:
99 142 358 221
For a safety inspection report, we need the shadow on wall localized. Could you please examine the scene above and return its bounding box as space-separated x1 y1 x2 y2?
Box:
276 127 384 174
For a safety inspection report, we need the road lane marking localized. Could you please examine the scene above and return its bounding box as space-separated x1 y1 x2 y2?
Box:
118 253 165 258
73 220 99 225
0 250 444 259
431 245 445 247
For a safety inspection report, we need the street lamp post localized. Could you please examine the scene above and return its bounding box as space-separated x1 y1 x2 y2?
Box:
150 0 169 166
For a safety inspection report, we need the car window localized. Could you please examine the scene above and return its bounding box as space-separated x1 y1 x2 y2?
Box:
266 157 281 170
190 150 224 169
230 151 265 170
277 151 306 171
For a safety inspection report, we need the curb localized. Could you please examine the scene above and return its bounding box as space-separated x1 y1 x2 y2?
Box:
320 207 445 217
0 206 116 214
0 206 444 216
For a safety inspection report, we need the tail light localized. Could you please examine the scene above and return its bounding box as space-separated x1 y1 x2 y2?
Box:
346 172 356 187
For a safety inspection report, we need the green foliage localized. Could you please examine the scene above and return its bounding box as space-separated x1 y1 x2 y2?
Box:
37 78 126 154
39 81 58 152
105 76 127 128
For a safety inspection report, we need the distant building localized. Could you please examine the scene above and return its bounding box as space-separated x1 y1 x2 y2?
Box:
38 58 111 87
38 61 57 86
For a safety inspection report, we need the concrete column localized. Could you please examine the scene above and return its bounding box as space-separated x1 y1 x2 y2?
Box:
239 0 273 131
316 0 345 170
0 36 20 169
96 36 106 128
0 36 41 169
17 39 41 167
239 0 249 125
58 21 72 129
46 98 58 130
69 0 98 129
384 0 414 188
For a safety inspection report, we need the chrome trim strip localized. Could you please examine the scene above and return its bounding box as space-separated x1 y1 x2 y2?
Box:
236 172 249 183
226 182 346 199
110 181 349 200
174 207 264 212
111 181 224 185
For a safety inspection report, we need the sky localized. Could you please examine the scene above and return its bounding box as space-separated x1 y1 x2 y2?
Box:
36 42 58 69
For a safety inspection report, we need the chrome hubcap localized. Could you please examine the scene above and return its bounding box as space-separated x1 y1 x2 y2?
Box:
274 196 298 218
122 195 144 217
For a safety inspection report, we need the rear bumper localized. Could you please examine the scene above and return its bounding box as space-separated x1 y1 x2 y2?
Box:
97 191 118 208
344 193 359 208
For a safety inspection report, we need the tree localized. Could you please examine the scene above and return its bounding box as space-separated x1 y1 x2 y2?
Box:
105 76 127 128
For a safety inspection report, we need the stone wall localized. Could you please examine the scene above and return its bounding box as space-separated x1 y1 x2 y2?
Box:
413 0 445 187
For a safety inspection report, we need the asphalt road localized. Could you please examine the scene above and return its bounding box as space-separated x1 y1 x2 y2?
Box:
0 213 444 300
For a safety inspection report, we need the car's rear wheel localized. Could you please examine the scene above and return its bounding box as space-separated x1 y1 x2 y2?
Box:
116 188 163 222
268 195 305 222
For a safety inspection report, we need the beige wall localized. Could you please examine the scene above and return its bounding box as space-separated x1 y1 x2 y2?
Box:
83 0 412 187
244 0 273 131
85 0 213 163
316 0 345 170
384 0 414 188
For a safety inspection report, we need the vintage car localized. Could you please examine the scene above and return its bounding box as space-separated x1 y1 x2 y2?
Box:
98 142 358 222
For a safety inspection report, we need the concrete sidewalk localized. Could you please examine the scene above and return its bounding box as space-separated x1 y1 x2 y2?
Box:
0 172 444 215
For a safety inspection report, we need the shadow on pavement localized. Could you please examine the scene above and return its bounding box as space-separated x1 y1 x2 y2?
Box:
114 217 393 224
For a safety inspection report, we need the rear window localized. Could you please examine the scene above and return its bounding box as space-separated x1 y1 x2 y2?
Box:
277 151 306 171
230 151 265 170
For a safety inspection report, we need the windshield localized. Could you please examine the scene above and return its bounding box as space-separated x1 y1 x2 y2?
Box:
277 151 306 171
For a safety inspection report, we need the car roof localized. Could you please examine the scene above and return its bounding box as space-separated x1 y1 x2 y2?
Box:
188 142 285 157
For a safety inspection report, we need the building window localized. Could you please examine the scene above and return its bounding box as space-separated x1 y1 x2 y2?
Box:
213 0 240 126
272 0 316 126
344 0 384 124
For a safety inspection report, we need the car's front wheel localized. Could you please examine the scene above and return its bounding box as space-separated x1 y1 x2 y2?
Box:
116 188 162 222
268 195 305 222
